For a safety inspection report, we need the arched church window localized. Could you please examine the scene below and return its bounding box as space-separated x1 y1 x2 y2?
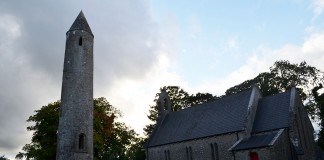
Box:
185 146 193 160
211 143 219 160
79 37 82 46
163 98 168 110
79 133 86 150
210 143 215 160
214 143 219 160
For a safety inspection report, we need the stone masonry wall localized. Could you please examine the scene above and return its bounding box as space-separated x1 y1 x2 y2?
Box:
295 98 316 160
234 148 271 160
148 132 244 160
57 28 94 160
271 130 293 160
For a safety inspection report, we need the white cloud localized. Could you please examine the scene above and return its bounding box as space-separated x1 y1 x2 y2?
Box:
311 0 324 18
193 30 324 96
0 0 165 158
103 52 188 134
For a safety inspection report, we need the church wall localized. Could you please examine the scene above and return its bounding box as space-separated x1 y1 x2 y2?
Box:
234 130 291 160
271 130 293 160
294 99 316 160
147 132 244 160
234 148 272 160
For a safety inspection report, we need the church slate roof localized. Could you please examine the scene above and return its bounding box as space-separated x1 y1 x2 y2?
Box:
231 129 283 151
252 91 291 133
147 89 253 147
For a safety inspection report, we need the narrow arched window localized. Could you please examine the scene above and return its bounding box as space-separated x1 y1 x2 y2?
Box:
79 37 82 46
214 143 219 160
163 98 168 110
211 143 219 160
79 133 85 150
210 143 215 160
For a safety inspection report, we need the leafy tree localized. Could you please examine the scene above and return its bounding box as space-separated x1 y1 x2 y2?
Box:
144 86 189 136
126 137 146 160
313 84 324 149
144 86 218 136
16 101 60 160
225 60 324 118
16 97 141 160
187 92 218 106
0 155 9 160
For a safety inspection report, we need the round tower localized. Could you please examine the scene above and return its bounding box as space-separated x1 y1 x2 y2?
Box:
56 11 94 160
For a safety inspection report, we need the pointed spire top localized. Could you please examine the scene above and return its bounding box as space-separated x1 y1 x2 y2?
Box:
68 11 93 36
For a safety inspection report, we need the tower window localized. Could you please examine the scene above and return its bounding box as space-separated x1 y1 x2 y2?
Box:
79 37 82 46
79 133 86 150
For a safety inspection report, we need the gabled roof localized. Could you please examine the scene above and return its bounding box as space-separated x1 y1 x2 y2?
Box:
147 89 253 147
252 91 291 133
68 11 93 36
230 129 284 151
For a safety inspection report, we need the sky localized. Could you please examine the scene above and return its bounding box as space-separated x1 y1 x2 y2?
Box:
1 0 324 159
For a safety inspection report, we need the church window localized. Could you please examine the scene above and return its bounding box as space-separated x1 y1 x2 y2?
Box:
78 133 86 150
168 150 170 160
189 146 193 160
186 147 189 159
214 143 219 160
249 152 259 160
186 147 193 160
164 150 171 160
79 37 83 46
163 98 168 110
211 143 215 160
210 143 219 160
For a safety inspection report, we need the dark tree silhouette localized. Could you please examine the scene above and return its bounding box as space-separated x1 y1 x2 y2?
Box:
226 60 323 118
144 86 218 136
16 97 143 160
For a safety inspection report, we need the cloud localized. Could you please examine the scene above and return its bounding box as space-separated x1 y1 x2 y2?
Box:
0 0 165 158
311 0 324 18
194 30 324 96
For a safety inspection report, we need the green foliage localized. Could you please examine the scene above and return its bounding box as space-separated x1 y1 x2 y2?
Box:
126 138 146 160
225 60 324 118
16 97 142 160
144 86 218 136
16 101 60 160
313 84 324 149
0 155 9 160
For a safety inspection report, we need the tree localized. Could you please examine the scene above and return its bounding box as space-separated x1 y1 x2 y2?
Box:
16 97 141 160
313 84 324 149
225 60 324 118
126 137 146 160
144 86 218 136
144 86 189 136
0 155 9 160
16 101 60 160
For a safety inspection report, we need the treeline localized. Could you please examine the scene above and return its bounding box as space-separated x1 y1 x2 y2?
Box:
15 60 324 160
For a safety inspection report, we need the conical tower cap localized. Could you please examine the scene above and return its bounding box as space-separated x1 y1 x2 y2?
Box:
68 11 93 36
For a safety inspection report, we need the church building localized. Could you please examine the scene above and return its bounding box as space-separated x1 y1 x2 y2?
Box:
146 85 317 160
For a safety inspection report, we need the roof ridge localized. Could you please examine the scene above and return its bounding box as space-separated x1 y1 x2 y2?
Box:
170 88 253 114
260 90 291 100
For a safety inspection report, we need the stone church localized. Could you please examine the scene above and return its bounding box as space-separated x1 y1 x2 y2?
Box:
146 85 317 160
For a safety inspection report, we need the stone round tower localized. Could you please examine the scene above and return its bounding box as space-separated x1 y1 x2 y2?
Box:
56 11 94 160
